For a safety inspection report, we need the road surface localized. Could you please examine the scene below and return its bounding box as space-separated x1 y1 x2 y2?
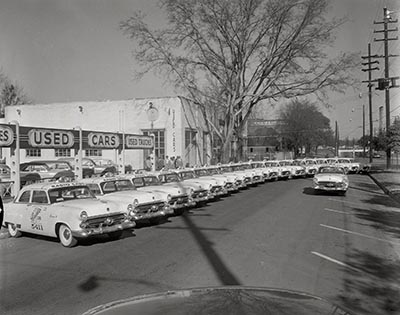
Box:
1 175 399 315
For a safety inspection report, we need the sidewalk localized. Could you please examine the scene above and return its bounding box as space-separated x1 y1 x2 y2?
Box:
368 169 400 204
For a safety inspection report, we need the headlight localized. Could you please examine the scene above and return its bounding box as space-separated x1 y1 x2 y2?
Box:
167 194 172 201
127 204 133 211
129 209 137 216
313 178 319 184
209 184 213 190
80 211 88 221
133 199 139 206
189 188 194 196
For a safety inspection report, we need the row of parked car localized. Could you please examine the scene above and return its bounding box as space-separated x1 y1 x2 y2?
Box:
1 157 363 247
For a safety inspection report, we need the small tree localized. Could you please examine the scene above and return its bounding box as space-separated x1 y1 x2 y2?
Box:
387 118 400 154
0 74 30 118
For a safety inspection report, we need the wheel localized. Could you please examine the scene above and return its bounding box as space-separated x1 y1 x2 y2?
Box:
149 217 163 225
8 223 22 238
108 230 123 240
339 190 347 196
58 224 78 247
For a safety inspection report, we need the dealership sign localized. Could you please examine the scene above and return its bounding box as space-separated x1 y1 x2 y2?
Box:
125 135 153 149
28 129 75 148
2 123 152 150
0 125 14 147
87 132 120 149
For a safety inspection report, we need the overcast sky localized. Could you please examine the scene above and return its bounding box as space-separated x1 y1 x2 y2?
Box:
0 0 399 139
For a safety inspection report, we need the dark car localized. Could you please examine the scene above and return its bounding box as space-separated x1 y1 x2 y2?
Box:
59 157 116 177
20 160 75 182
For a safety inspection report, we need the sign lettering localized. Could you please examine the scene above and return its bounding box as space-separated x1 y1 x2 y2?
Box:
88 133 119 149
28 129 74 148
125 135 153 149
0 125 14 146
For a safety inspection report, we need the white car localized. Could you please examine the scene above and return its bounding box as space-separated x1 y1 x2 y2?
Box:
119 173 194 215
279 160 306 179
3 182 136 247
313 166 349 195
193 166 239 193
249 161 279 181
175 169 228 198
264 161 291 180
155 171 211 205
80 177 172 223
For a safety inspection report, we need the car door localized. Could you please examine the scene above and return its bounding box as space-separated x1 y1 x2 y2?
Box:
28 190 51 236
14 190 32 232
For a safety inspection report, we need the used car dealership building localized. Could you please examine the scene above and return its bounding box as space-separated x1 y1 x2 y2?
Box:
0 96 211 170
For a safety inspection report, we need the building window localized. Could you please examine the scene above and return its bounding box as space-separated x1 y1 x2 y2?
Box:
55 149 71 157
26 149 41 157
85 149 102 157
143 130 165 162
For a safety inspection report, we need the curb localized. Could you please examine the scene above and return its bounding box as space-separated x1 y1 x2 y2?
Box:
368 173 400 205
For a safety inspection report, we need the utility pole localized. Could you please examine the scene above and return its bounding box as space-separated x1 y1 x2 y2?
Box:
335 120 339 156
374 7 399 169
361 43 379 163
362 104 366 157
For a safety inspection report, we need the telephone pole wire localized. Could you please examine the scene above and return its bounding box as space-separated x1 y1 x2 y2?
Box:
373 7 399 169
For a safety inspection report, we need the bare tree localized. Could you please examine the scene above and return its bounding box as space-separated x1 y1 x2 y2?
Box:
120 0 358 162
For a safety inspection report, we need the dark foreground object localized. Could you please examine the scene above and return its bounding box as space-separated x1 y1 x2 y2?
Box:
82 286 354 315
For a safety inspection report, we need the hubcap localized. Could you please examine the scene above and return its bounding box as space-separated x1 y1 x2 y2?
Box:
63 228 71 240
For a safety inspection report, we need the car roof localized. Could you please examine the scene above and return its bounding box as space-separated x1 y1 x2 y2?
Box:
20 181 85 191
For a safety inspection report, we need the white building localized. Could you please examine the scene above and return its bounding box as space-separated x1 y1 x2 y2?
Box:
2 96 211 169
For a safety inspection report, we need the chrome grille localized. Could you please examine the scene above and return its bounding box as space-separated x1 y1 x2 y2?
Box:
136 202 165 214
83 213 126 228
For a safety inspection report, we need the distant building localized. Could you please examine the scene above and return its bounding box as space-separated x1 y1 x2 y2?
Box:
2 96 211 169
245 119 282 160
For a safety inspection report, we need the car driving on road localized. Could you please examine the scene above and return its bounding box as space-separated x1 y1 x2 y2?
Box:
313 165 349 195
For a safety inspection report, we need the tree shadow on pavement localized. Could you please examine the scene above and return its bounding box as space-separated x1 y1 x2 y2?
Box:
337 249 400 315
350 194 400 239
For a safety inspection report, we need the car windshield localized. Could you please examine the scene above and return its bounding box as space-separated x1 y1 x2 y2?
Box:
48 185 95 203
115 179 135 191
161 173 181 183
318 167 344 174
143 176 161 185
179 171 197 180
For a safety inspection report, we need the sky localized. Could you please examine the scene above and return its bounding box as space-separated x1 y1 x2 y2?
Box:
0 0 399 139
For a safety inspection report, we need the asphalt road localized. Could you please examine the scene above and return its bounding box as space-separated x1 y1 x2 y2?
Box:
1 175 400 315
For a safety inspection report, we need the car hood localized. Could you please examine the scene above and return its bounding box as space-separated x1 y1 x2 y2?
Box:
82 286 355 315
163 181 203 191
57 198 121 216
138 185 183 195
100 190 160 204
314 174 346 182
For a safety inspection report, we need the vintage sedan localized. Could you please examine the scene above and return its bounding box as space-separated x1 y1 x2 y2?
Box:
80 176 172 223
3 182 136 247
175 169 228 198
193 166 239 193
59 157 116 176
155 171 210 205
249 161 279 181
313 166 349 195
119 173 193 215
20 160 75 182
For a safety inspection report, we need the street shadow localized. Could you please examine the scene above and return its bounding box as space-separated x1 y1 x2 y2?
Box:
337 249 400 315
352 206 400 239
302 187 345 197
78 229 137 246
78 274 167 292
180 212 241 286
302 187 317 195
348 185 385 196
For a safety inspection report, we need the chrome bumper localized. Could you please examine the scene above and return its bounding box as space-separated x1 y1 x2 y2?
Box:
72 220 136 238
